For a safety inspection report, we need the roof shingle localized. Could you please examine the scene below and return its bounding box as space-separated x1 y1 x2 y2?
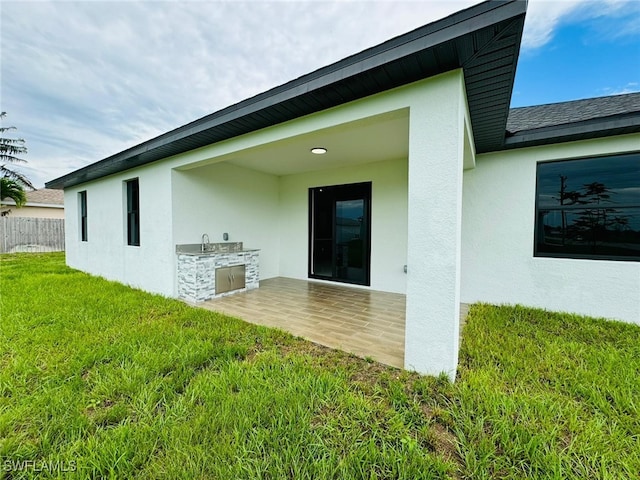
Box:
507 93 640 134
26 189 64 206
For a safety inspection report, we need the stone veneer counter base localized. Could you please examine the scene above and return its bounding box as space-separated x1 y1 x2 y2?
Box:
177 249 259 303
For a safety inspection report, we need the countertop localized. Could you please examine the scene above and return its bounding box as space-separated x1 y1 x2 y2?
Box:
176 242 259 256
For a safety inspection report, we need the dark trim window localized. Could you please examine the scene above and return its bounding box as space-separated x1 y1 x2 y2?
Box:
79 190 88 242
535 152 640 261
126 178 140 246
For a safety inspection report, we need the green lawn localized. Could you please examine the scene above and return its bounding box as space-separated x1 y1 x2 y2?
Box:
1 253 638 479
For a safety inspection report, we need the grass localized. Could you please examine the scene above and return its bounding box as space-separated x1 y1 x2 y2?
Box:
1 253 638 479
454 304 639 479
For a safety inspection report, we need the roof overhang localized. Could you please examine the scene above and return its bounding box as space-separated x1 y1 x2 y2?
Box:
504 113 640 150
46 0 527 190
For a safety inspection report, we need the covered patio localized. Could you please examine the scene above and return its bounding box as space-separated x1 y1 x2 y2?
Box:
199 277 469 368
168 67 475 377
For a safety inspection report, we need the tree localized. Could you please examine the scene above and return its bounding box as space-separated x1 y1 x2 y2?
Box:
1 112 34 190
1 177 27 208
555 174 586 246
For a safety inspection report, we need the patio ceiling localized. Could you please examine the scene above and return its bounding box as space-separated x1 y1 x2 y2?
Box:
179 110 410 177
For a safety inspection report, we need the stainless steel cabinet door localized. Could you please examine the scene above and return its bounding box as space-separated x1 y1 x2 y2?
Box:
215 265 246 294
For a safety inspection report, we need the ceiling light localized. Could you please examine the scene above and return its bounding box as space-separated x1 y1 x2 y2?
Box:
310 147 327 155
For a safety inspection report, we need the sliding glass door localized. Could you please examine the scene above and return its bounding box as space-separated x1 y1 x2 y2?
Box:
309 182 371 286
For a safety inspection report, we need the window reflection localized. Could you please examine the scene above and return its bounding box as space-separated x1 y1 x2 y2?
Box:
535 153 640 261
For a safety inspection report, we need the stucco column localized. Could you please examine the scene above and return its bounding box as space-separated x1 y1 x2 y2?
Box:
404 72 465 380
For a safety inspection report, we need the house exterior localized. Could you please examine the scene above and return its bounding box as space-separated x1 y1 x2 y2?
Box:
46 0 639 379
0 188 64 218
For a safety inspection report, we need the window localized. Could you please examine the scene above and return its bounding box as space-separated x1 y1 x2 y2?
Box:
126 178 140 246
535 153 640 261
79 191 88 242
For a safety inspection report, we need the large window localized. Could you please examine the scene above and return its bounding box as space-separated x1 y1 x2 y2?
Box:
535 153 640 261
79 190 88 242
126 178 140 246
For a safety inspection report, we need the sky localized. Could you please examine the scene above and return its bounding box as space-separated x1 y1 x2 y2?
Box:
1 0 639 189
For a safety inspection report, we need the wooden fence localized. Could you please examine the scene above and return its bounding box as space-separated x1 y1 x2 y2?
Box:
0 217 65 253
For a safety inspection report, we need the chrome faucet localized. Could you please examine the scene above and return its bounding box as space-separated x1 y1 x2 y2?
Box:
201 233 210 253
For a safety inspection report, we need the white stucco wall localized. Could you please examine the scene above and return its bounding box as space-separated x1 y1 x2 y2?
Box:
63 71 467 379
278 157 408 293
64 163 175 296
171 162 281 281
404 70 470 379
63 74 451 296
165 72 462 302
461 134 640 325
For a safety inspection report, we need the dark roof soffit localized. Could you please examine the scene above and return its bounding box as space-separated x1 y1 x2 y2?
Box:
46 0 527 189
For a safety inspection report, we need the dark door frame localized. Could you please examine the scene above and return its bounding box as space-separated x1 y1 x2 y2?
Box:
308 181 372 286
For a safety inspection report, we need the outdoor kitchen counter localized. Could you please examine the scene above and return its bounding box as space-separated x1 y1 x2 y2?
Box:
176 243 259 303
177 249 260 256
175 242 258 255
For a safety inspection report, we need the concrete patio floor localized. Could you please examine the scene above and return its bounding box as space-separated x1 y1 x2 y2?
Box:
199 277 469 369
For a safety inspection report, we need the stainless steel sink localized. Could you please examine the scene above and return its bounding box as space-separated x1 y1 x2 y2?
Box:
176 242 244 254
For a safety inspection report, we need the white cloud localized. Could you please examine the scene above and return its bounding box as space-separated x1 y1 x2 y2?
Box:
522 0 640 50
522 0 582 49
599 82 640 96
